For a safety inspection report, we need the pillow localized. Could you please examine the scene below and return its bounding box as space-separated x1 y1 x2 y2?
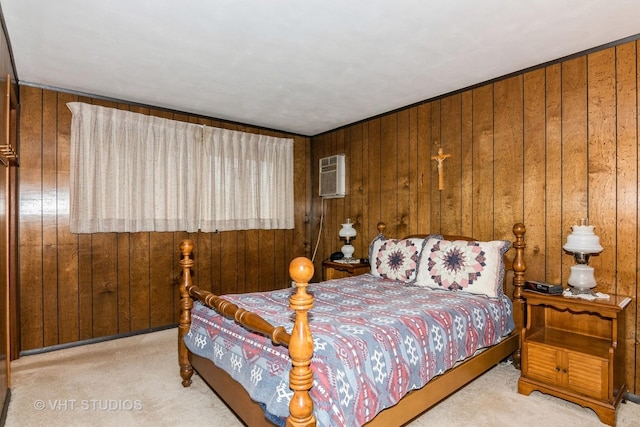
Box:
369 233 444 278
368 233 387 276
374 238 426 282
415 238 511 297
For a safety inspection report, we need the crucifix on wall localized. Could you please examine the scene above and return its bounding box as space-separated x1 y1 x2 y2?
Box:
431 148 451 191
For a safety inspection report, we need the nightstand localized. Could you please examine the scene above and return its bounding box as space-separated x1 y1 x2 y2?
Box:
322 260 370 281
518 290 631 426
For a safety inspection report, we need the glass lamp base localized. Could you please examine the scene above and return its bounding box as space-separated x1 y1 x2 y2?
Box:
341 243 355 260
567 264 596 290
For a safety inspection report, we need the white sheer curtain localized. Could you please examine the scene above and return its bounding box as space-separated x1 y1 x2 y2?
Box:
67 102 294 234
198 127 294 232
68 102 201 233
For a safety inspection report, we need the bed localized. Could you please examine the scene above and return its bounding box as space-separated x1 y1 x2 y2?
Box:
177 222 527 426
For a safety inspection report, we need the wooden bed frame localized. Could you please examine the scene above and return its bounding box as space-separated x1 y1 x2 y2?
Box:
177 223 527 426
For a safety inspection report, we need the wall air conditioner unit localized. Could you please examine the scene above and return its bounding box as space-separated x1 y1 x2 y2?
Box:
319 154 345 198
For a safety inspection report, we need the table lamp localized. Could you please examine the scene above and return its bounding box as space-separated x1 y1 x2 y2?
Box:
563 218 603 294
338 218 357 261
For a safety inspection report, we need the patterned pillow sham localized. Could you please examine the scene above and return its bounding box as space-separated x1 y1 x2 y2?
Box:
368 233 387 276
368 233 444 279
373 238 426 282
415 238 511 298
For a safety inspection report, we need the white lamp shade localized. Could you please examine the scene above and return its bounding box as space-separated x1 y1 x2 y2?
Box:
338 221 356 240
563 224 603 254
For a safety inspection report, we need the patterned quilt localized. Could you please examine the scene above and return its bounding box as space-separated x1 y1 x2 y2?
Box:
184 274 514 427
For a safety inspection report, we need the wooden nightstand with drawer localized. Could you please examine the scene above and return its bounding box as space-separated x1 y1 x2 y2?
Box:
518 290 631 426
322 260 370 281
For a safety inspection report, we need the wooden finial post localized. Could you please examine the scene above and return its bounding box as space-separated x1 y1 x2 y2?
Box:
178 239 195 387
511 223 526 369
287 257 316 427
431 148 451 190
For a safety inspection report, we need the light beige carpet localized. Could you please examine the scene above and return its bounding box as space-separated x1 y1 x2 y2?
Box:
5 328 640 426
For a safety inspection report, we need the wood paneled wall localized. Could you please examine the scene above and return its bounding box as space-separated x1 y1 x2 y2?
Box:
18 87 312 352
0 20 17 416
311 40 640 393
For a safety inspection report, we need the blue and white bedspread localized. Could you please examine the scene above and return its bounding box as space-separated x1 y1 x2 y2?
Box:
184 274 514 426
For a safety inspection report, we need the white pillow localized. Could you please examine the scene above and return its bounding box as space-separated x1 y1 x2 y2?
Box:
415 238 510 298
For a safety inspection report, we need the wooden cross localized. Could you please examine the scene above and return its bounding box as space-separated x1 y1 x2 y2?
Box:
431 148 451 191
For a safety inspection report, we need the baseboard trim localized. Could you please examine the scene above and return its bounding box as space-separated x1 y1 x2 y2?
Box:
626 392 640 404
18 324 178 357
0 388 10 427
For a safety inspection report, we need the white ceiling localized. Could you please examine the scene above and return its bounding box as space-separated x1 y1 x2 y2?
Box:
1 0 639 136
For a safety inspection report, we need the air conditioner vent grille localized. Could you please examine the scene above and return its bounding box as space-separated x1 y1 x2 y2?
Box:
319 154 345 198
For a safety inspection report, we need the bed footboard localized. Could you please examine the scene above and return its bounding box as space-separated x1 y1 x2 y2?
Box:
177 239 317 426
